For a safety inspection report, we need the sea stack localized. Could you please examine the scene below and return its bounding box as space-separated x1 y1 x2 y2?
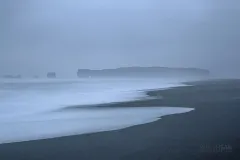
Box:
47 72 56 78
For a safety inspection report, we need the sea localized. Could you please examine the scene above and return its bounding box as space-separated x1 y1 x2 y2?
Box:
0 78 194 144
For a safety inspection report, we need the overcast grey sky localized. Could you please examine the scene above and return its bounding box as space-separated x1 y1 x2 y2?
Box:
0 0 239 77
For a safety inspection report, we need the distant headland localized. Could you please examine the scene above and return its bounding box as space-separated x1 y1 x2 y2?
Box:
77 67 210 78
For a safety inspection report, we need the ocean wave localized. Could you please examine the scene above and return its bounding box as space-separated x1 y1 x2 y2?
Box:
0 78 186 116
0 78 192 144
0 106 194 144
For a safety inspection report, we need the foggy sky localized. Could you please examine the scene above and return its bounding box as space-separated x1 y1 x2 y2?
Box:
0 0 240 77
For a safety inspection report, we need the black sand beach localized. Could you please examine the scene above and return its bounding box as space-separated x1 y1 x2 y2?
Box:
0 79 240 160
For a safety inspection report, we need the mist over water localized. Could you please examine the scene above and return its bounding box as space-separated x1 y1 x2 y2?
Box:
0 78 194 144
1 0 240 77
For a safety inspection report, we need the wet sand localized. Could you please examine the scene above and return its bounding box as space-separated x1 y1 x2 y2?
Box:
0 79 240 160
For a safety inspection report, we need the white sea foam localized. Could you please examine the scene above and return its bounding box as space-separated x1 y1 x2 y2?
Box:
0 78 193 144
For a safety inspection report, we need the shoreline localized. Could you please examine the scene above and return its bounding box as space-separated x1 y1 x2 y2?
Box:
0 79 240 159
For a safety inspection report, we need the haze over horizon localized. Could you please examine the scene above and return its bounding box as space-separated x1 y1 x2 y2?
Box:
1 0 239 77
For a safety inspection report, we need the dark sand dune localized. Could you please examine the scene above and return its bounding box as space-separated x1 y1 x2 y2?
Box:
0 79 240 160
